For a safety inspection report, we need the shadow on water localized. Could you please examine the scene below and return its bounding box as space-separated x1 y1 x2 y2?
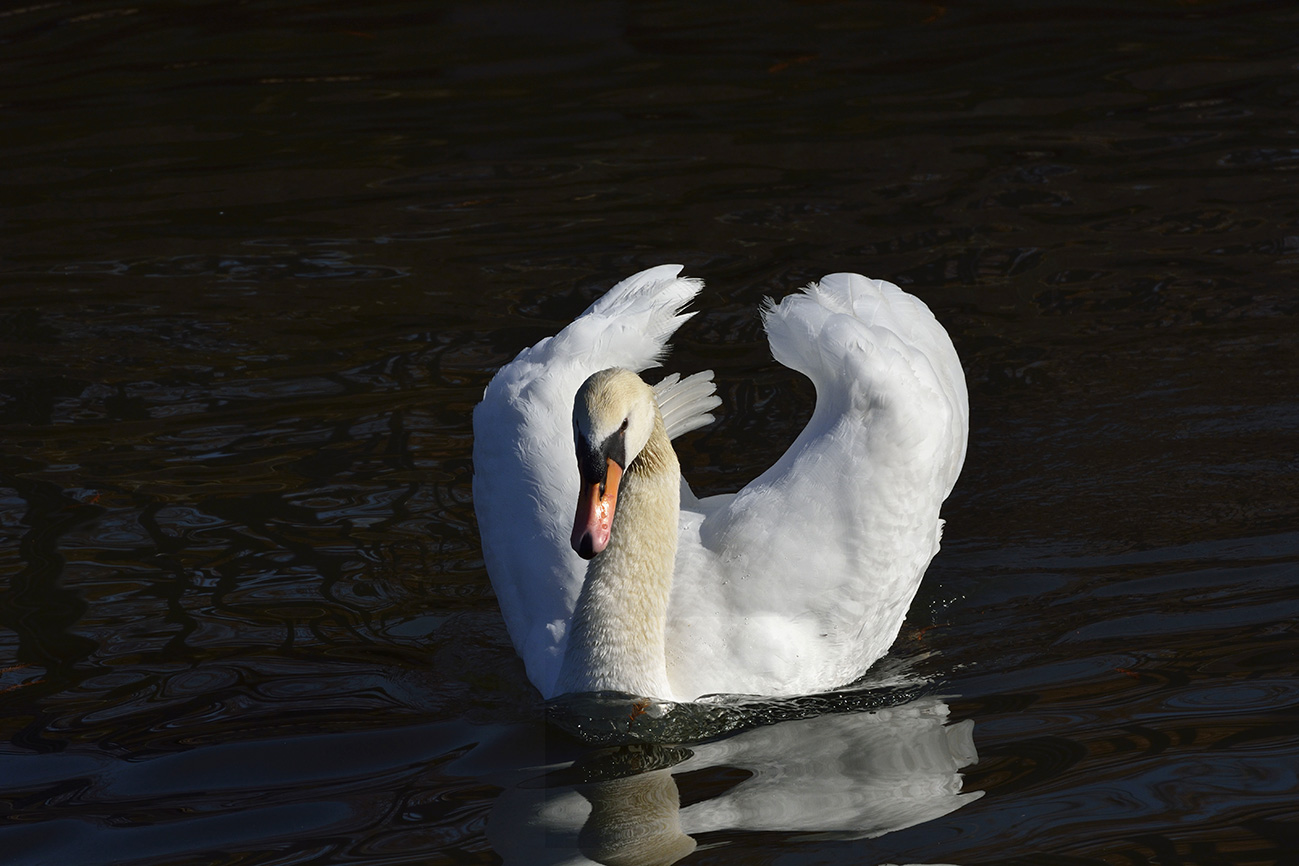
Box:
544 674 935 747
0 462 101 705
3 0 1299 864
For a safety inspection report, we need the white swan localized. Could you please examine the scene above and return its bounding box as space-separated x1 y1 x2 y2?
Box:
473 265 967 702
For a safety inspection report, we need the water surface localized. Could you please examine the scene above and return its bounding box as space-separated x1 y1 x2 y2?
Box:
3 2 1298 864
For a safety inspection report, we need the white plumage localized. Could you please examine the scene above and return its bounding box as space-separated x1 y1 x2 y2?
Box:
472 265 967 702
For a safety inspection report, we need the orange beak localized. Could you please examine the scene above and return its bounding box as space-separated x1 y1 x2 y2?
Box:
571 458 623 559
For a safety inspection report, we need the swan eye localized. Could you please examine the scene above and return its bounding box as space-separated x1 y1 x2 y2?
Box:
619 418 629 433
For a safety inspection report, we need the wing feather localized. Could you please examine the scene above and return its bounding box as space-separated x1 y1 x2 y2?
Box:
668 274 968 697
473 265 704 695
654 370 722 439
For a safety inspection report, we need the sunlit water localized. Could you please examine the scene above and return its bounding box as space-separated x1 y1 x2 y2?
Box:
3 2 1298 864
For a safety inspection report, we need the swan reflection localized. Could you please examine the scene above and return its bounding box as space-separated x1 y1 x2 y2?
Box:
487 697 981 865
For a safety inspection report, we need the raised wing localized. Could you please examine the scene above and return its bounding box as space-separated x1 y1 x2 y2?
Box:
668 274 968 698
472 265 710 696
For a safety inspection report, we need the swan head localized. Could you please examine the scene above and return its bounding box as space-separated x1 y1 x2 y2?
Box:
571 368 657 560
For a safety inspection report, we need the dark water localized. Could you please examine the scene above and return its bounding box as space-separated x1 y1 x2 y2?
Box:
3 1 1298 863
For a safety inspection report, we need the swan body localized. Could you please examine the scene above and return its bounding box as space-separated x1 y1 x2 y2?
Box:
472 265 968 702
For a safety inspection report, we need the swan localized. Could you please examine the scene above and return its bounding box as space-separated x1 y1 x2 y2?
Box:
472 265 967 703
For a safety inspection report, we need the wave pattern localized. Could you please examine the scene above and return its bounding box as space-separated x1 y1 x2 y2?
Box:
2 1 1298 864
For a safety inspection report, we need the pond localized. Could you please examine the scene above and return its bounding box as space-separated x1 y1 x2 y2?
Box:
2 1 1297 864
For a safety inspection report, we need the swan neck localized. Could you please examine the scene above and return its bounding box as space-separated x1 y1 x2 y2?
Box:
557 415 679 700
